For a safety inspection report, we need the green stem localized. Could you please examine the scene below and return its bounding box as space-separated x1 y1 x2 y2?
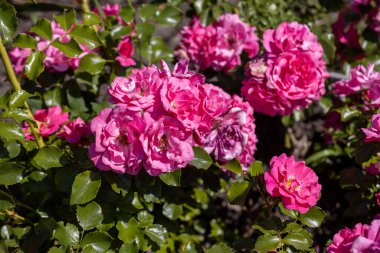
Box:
0 36 45 148
81 0 91 13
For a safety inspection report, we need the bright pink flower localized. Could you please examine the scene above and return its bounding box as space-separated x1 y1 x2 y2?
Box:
203 84 231 120
108 65 164 120
9 47 31 74
22 105 69 140
116 37 136 67
37 40 70 72
351 219 380 253
264 154 322 213
94 4 124 24
327 223 368 253
362 114 380 142
88 107 145 175
140 116 194 176
57 117 91 145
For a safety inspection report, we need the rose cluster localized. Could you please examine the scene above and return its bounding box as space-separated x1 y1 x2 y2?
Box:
177 14 259 72
89 60 257 176
241 22 328 116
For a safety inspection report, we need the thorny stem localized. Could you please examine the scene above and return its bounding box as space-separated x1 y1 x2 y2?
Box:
0 36 45 148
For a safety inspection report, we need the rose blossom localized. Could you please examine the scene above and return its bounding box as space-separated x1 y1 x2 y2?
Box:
94 3 124 24
9 47 31 74
140 116 194 176
362 114 380 142
264 154 322 213
327 223 369 253
22 105 69 140
88 107 145 175
57 117 91 145
116 37 136 67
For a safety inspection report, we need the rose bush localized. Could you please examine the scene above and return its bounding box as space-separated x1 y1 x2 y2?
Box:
0 0 379 252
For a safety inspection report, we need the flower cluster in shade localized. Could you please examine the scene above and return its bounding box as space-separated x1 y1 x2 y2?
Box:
22 105 90 145
327 218 380 253
362 113 380 143
177 13 259 72
333 63 380 108
332 0 380 62
241 22 328 116
264 154 322 214
10 4 134 74
89 60 257 176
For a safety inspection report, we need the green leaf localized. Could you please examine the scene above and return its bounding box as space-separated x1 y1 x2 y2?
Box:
341 107 361 122
119 6 134 23
249 160 263 176
194 0 207 14
30 18 52 40
156 5 181 26
76 201 103 231
144 224 168 245
222 159 242 175
70 25 102 49
0 121 24 141
189 146 212 170
110 25 131 40
282 222 302 233
0 0 17 42
76 53 106 75
82 232 111 253
305 148 342 164
184 242 197 253
13 33 37 49
83 13 101 26
206 243 235 253
299 206 326 228
25 51 45 80
70 171 101 205
120 243 138 253
252 219 278 235
139 4 156 22
106 173 131 196
162 203 183 220
283 229 312 250
135 23 155 41
66 84 88 114
140 37 173 64
53 222 79 247
0 190 15 210
278 202 299 219
227 181 250 205
254 234 281 253
0 162 23 186
51 38 82 57
159 170 181 186
44 87 61 107
2 108 31 123
53 9 76 31
32 146 65 170
0 90 10 109
116 218 139 243
137 211 154 228
8 90 30 108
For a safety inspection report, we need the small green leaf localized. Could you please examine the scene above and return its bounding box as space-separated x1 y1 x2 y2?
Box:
70 171 101 205
341 107 361 122
144 224 168 245
278 202 299 219
139 4 156 22
0 163 24 186
137 211 154 227
70 25 102 49
53 9 76 31
25 51 45 80
8 90 30 108
252 219 278 235
184 242 197 253
0 121 24 141
2 108 31 123
30 18 52 40
222 159 242 175
51 38 82 57
0 190 15 210
156 5 181 26
0 0 17 42
249 160 263 176
13 34 37 49
135 23 155 41
81 232 111 253
106 172 131 196
83 13 101 26
32 146 65 170
110 25 131 40
162 203 183 220
53 222 79 247
77 201 103 231
76 53 106 75
189 146 212 170
44 87 61 107
254 234 281 253
227 181 250 205
0 90 10 109
159 170 181 187
299 206 326 228
282 222 302 233
119 6 134 23
283 229 312 250
116 218 139 243
206 243 235 253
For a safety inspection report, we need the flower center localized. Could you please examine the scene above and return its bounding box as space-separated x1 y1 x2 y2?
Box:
117 134 129 145
159 134 168 151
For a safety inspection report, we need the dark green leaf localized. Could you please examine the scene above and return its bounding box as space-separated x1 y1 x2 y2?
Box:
30 18 52 40
184 242 197 253
0 121 24 141
206 243 235 253
144 224 168 245
83 13 101 26
70 25 102 49
120 6 134 23
13 33 37 49
110 25 131 40
44 87 61 107
282 222 303 233
53 222 79 247
8 90 30 108
159 170 181 186
140 37 173 64
32 146 65 170
299 206 326 228
70 171 101 205
227 181 250 205
82 232 111 253
116 218 139 243
162 203 183 220
222 159 242 175
0 162 23 185
189 146 212 170
305 148 342 164
0 0 17 42
2 108 31 123
66 84 88 114
156 5 181 26
283 229 312 250
254 235 281 253
0 190 15 210
76 53 106 75
135 23 155 41
51 38 82 57
341 107 361 122
278 202 299 219
53 9 76 31
139 4 156 22
252 219 278 235
106 173 131 196
0 90 10 109
25 51 45 80
120 243 138 253
137 211 154 227
77 201 103 231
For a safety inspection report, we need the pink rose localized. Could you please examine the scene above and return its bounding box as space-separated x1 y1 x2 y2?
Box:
57 117 91 145
140 116 194 176
69 44 95 70
94 4 124 24
9 47 31 74
38 40 70 72
88 107 145 175
108 65 164 120
375 192 380 206
365 162 380 175
22 105 69 140
362 114 380 142
203 84 231 120
115 37 136 67
327 223 368 253
264 154 322 214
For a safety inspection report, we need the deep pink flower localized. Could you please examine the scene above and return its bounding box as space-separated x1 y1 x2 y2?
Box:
203 84 231 120
362 114 380 142
22 105 69 140
365 162 380 175
375 192 380 206
88 107 145 175
69 44 94 70
38 40 70 72
264 154 322 213
140 116 194 176
57 117 91 145
94 4 124 24
351 219 380 253
116 37 136 67
327 223 369 253
9 47 31 74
